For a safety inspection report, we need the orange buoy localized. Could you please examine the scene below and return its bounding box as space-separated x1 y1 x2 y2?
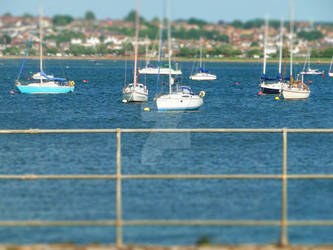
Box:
308 80 312 83
322 74 325 78
235 81 240 84
258 91 263 95
10 91 14 94
83 80 88 83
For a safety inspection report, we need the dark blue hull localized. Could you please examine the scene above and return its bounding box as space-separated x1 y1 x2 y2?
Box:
261 87 280 94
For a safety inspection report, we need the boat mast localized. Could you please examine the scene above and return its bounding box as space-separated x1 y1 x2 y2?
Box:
263 16 268 76
278 19 283 76
290 0 294 82
329 55 333 73
167 0 172 94
144 36 148 67
133 0 140 85
39 7 43 84
307 49 311 70
199 37 203 70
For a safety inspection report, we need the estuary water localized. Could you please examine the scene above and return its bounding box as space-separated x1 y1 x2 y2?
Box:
0 59 332 245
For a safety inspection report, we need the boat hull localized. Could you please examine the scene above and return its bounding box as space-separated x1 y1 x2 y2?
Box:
189 73 216 81
282 88 310 99
300 71 324 75
156 93 203 111
329 72 333 77
16 83 74 94
123 91 148 102
138 67 182 75
260 82 287 94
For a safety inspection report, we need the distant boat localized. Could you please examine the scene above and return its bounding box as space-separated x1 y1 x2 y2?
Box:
282 0 310 100
15 8 74 94
189 37 216 81
138 27 181 75
260 18 288 94
122 0 148 102
300 50 324 75
138 65 182 75
156 0 204 111
328 55 333 77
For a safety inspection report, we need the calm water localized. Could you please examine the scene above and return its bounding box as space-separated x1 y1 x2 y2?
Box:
0 59 332 245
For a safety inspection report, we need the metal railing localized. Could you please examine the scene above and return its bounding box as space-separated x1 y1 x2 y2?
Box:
1 128 333 247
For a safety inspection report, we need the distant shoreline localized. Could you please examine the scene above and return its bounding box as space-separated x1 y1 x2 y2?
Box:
0 55 331 63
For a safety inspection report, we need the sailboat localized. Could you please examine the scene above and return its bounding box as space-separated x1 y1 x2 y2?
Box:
189 37 216 81
122 0 148 103
300 50 324 75
260 19 288 94
282 0 310 100
328 55 333 77
15 8 74 94
138 22 182 75
156 0 204 111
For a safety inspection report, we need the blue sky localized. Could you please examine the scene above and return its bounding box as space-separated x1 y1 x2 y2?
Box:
2 0 333 22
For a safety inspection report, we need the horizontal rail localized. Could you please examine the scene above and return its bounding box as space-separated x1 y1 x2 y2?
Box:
0 129 118 134
0 221 116 226
1 174 333 180
2 128 333 134
0 220 332 227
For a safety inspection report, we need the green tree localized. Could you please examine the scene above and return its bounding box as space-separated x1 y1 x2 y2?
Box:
85 11 95 20
53 15 74 26
247 49 262 57
96 44 109 55
297 30 324 41
3 47 20 55
0 34 11 44
188 17 207 27
243 19 264 29
122 42 134 52
124 10 145 23
217 34 229 43
68 45 96 56
251 41 259 47
46 47 59 55
177 47 197 57
320 47 333 58
231 20 243 29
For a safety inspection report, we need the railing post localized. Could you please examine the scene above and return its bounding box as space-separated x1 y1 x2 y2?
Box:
116 128 123 247
280 128 288 246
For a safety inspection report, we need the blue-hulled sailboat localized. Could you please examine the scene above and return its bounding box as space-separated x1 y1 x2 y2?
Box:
15 9 74 94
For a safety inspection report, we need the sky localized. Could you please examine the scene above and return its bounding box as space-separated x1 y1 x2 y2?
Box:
2 0 333 23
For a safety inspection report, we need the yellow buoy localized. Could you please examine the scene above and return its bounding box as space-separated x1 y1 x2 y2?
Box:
144 107 150 112
275 96 280 100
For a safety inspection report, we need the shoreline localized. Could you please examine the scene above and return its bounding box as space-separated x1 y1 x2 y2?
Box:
0 55 331 63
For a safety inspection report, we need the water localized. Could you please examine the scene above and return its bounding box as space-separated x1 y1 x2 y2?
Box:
0 59 332 245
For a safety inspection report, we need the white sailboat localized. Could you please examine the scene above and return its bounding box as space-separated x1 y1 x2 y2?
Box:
189 37 216 81
138 23 182 75
260 19 288 94
15 8 74 94
300 50 324 75
282 0 310 100
122 0 148 103
328 55 333 77
139 64 182 75
156 0 204 111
